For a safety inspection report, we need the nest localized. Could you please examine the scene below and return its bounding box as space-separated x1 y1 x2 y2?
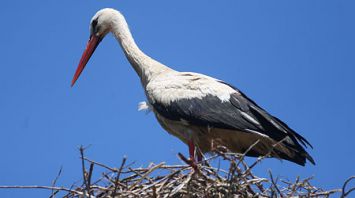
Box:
60 146 354 197
0 145 353 197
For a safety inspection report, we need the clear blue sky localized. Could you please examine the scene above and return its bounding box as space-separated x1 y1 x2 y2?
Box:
1 1 354 197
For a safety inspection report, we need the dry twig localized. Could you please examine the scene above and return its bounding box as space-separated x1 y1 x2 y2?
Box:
0 144 352 198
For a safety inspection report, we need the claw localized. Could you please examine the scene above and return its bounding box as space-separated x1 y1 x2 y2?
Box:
178 152 198 170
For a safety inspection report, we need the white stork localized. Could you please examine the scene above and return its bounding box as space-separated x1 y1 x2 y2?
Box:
71 8 315 166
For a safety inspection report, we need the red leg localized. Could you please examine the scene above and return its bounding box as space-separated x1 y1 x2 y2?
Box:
188 140 195 160
189 140 203 162
187 140 199 170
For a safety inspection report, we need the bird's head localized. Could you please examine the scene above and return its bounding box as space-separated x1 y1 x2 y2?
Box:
90 8 118 39
71 8 122 87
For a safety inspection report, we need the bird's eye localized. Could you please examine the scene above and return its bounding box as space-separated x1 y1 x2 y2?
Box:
92 18 98 29
91 18 100 35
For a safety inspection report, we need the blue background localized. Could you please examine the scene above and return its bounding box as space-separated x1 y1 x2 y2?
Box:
0 1 354 197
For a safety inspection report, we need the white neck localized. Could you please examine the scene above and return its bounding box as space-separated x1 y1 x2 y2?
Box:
110 12 172 86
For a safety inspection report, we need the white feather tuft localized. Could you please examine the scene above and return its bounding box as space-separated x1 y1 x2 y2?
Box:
138 101 151 113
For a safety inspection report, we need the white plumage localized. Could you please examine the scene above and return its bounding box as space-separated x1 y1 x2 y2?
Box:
146 72 236 104
138 101 151 112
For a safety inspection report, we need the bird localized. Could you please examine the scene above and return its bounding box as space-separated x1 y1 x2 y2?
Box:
71 8 315 166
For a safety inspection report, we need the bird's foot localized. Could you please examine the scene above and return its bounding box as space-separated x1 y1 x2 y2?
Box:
178 152 199 171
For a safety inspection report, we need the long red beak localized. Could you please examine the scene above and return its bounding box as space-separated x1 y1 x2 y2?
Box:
71 35 101 87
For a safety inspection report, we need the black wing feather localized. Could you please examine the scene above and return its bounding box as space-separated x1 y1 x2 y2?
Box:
152 95 260 130
221 81 313 148
151 81 315 165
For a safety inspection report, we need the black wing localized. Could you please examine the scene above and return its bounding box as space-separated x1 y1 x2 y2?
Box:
151 81 315 165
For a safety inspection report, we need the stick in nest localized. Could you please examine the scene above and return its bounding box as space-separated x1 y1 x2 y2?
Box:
0 144 353 198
